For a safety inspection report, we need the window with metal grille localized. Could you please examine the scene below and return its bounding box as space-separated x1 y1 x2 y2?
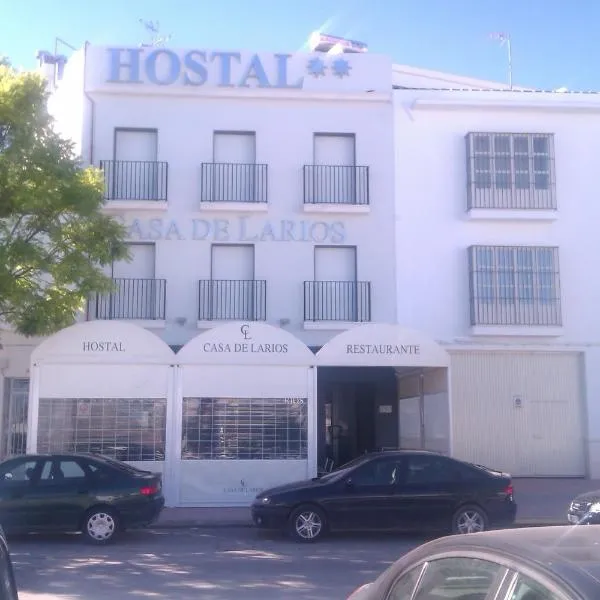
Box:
468 246 562 326
1 378 29 459
36 398 167 461
181 397 308 460
466 132 556 210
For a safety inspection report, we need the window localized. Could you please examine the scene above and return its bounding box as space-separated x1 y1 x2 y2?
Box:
36 398 167 462
40 460 87 482
466 132 555 210
205 132 264 203
200 244 265 321
387 564 425 600
306 246 370 322
105 128 166 201
508 574 562 600
412 557 505 600
404 455 462 486
469 246 562 327
92 243 164 321
305 133 368 205
181 397 308 460
351 458 402 486
1 378 29 458
0 459 39 482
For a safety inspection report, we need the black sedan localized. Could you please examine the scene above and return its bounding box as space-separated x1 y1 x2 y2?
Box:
251 450 516 542
567 489 600 525
0 453 165 544
348 526 600 600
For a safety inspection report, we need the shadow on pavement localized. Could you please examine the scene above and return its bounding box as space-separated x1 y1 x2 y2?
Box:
8 528 428 600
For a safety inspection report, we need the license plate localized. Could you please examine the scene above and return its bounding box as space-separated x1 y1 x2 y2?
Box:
568 514 579 524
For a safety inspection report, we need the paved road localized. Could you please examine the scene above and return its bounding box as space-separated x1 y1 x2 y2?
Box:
10 528 427 600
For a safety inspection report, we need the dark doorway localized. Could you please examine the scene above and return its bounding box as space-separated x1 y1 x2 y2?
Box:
318 367 398 470
355 384 376 455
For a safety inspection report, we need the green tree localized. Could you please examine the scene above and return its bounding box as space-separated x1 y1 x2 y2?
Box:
0 61 128 336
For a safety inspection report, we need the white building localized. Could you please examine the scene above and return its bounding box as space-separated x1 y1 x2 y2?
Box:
0 42 599 507
393 83 600 480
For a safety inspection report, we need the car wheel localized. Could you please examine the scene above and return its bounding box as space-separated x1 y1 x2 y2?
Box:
83 507 120 544
452 505 488 534
289 505 327 542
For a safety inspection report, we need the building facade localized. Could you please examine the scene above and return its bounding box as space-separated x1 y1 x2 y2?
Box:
393 84 600 479
3 44 421 506
1 44 600 507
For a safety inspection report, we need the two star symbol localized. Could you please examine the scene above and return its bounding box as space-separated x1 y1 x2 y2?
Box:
306 57 352 79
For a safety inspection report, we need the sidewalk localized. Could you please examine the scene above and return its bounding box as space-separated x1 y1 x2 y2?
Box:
153 478 600 529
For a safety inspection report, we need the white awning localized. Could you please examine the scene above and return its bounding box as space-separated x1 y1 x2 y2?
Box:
316 323 450 368
177 322 316 366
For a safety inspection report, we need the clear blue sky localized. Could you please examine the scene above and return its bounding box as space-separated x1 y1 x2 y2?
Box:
0 0 593 90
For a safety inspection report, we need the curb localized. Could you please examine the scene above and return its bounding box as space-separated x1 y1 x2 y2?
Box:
151 520 566 530
514 520 565 528
153 521 254 529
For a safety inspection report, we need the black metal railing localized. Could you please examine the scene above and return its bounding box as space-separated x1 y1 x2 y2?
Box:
303 165 369 205
303 281 371 322
200 163 268 203
100 160 169 201
89 278 167 320
198 279 267 321
465 132 556 210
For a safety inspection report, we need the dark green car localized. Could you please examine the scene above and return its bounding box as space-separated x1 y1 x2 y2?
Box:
0 453 165 544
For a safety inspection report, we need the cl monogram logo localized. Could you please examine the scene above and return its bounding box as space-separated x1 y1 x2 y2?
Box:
240 324 251 340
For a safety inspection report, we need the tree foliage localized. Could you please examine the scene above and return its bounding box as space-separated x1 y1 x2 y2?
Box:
0 62 128 336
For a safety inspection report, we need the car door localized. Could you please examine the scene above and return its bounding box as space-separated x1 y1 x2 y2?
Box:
395 454 467 531
0 457 45 533
31 458 93 532
327 456 404 530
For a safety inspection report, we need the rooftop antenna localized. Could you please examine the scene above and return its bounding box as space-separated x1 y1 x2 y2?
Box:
139 19 172 47
489 32 513 90
54 37 77 56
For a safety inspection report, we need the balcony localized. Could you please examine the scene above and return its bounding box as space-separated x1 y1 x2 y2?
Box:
87 278 167 321
303 165 369 212
304 281 371 325
100 160 169 204
198 279 267 322
200 163 268 209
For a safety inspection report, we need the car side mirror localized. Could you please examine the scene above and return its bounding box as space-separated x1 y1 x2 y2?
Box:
2 473 12 481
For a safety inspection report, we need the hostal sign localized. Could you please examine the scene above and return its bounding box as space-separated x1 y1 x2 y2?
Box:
108 48 308 89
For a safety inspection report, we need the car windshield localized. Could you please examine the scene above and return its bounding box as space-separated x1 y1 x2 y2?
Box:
319 455 371 481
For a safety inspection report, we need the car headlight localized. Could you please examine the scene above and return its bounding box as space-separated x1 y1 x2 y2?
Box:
259 496 271 504
589 502 600 513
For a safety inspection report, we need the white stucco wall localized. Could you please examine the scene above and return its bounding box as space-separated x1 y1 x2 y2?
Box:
393 88 600 345
78 46 398 349
393 87 600 475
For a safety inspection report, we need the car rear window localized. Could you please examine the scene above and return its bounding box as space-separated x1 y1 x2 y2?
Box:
89 455 151 475
468 462 504 477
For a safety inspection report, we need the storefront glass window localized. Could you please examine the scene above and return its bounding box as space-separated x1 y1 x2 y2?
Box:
36 398 167 461
182 397 308 460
